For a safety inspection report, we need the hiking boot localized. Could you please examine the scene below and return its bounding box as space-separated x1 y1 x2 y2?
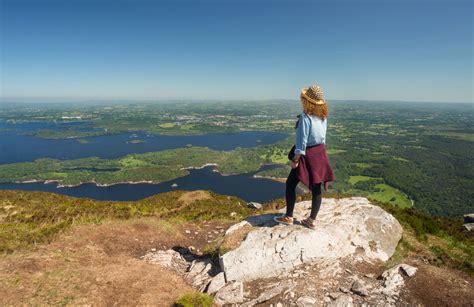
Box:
301 217 316 230
273 214 294 225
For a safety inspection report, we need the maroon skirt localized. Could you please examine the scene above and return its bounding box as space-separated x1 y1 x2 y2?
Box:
296 144 335 192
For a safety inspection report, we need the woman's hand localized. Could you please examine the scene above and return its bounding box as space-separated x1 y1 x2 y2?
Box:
290 160 299 169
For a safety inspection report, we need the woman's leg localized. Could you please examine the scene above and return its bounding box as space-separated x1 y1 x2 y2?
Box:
309 183 322 220
285 168 299 217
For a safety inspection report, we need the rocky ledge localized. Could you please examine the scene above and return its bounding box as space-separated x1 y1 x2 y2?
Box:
142 197 417 306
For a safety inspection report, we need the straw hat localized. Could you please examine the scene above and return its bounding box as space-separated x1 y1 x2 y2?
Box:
301 85 326 105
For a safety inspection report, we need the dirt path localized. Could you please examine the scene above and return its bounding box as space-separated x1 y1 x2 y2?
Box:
0 217 232 306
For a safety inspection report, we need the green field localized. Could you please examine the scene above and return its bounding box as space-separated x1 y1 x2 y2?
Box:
368 183 412 208
348 175 376 185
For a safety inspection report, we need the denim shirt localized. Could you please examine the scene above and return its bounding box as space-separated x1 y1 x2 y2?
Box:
294 112 327 155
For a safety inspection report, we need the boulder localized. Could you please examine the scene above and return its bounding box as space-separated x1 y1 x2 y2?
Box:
219 197 403 282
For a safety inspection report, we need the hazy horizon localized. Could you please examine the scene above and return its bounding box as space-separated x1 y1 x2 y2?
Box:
1 97 472 105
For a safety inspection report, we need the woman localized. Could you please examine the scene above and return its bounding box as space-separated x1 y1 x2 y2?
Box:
274 85 335 229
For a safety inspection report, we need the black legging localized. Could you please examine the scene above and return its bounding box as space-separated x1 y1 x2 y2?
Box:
285 167 322 220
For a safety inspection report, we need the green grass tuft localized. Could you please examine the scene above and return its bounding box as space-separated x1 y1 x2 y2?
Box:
174 292 213 307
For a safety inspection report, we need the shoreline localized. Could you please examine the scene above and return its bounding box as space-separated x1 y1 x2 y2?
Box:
9 163 286 188
252 174 286 183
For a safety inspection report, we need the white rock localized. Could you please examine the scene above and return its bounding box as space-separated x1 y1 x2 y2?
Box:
219 197 403 282
206 272 226 294
186 259 215 289
463 223 474 231
379 263 417 297
224 220 250 236
247 201 263 209
351 278 369 296
214 281 244 305
381 265 405 297
142 249 186 271
400 264 417 277
297 296 317 307
327 293 353 307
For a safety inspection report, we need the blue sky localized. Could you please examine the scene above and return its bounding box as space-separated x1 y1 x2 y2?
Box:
0 0 472 102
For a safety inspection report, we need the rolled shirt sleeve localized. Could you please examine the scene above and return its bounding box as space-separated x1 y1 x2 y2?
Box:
294 113 310 155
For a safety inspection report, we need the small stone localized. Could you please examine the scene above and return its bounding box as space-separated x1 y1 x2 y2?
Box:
241 280 295 306
400 264 417 277
327 294 353 307
351 279 369 296
364 273 375 279
247 202 263 209
230 212 237 217
296 296 317 307
339 287 350 293
185 230 191 234
214 281 244 305
328 292 340 299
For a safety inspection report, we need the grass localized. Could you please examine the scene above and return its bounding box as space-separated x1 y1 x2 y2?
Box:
429 131 474 142
326 148 346 154
368 184 412 208
352 163 373 169
159 123 176 128
371 198 474 276
348 175 376 185
118 156 151 168
260 148 288 164
175 292 213 307
0 189 254 253
1 188 472 278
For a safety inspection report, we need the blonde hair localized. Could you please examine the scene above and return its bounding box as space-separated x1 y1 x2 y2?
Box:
300 96 329 120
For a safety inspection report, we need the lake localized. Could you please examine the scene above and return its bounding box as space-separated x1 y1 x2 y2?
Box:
0 120 288 164
0 165 297 203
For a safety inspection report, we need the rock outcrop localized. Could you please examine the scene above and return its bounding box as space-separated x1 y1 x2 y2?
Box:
142 197 412 306
219 197 403 282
